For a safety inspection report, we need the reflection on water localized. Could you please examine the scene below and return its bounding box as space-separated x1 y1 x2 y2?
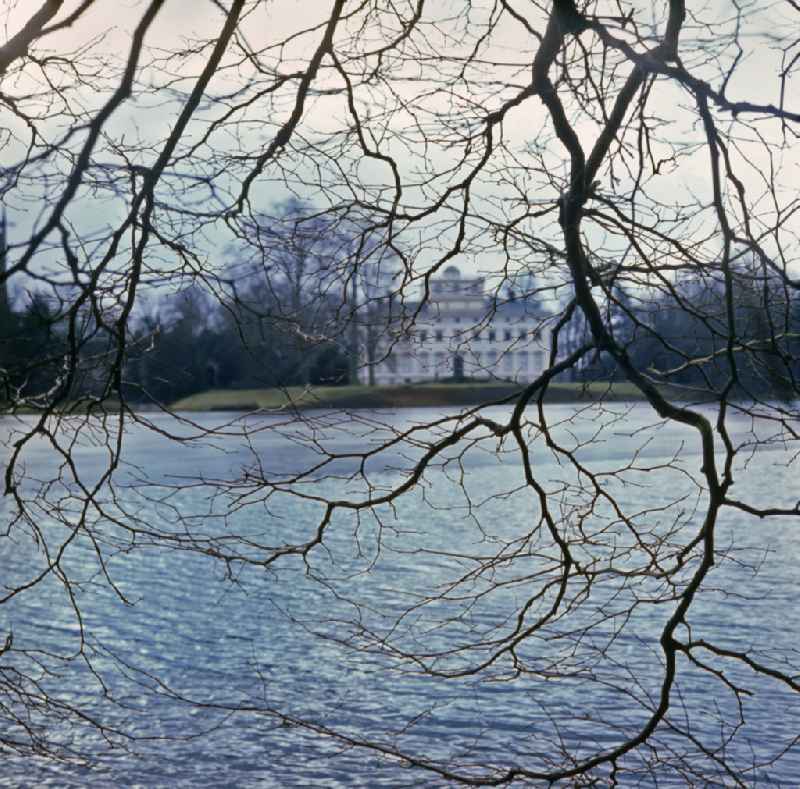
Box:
1 404 799 786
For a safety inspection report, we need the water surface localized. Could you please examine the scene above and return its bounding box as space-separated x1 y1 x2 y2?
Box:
1 403 798 786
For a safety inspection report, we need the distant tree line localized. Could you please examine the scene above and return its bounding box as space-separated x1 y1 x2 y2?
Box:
124 282 353 404
2 219 799 406
0 199 397 406
570 257 800 400
0 281 355 406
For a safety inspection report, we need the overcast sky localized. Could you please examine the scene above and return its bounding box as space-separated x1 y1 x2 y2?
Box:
3 0 798 303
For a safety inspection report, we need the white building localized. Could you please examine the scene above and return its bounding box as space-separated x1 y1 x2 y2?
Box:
359 266 551 385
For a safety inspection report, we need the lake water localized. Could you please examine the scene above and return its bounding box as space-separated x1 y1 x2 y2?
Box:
1 403 799 786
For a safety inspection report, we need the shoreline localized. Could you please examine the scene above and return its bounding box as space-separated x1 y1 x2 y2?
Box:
168 381 705 413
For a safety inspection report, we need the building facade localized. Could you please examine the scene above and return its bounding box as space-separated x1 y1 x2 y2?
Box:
359 266 550 385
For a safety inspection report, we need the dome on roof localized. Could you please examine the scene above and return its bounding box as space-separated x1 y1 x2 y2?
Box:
442 265 461 278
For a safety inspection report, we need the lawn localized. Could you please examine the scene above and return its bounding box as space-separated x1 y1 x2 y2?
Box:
169 380 674 412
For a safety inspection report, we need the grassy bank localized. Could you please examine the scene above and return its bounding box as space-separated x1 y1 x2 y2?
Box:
170 381 686 413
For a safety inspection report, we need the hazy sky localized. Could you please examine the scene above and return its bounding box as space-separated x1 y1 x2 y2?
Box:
3 0 799 297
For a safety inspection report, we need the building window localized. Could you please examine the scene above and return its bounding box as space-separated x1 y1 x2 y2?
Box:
517 351 528 370
435 330 443 342
518 329 526 339
489 330 496 342
419 330 427 342
504 329 512 341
